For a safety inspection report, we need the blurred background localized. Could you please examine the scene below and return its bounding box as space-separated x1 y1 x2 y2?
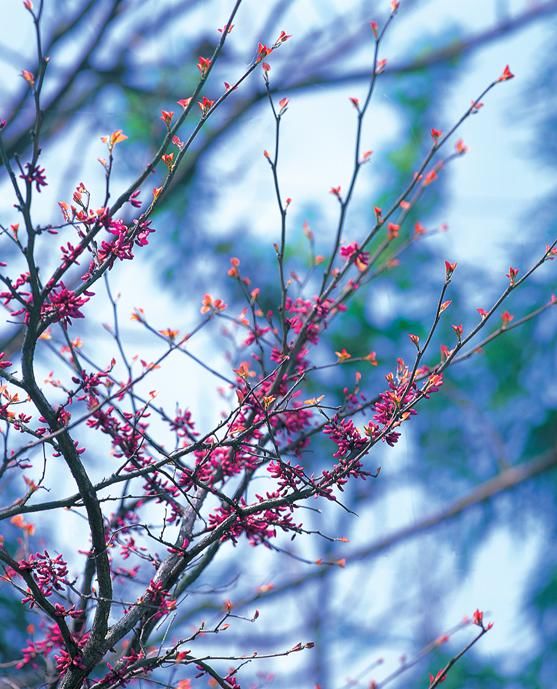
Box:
1 1 557 687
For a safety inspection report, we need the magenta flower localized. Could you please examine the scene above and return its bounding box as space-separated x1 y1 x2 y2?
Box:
20 162 48 192
41 282 93 325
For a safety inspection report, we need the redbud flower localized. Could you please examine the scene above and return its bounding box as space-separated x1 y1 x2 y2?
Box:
275 30 291 44
439 300 451 313
444 260 457 279
201 293 226 314
365 352 378 365
452 324 463 339
340 242 369 271
501 311 514 328
335 348 351 361
375 58 387 74
21 70 35 87
256 42 271 62
506 266 519 285
388 223 399 239
278 97 289 113
20 163 47 192
0 352 13 369
159 328 179 340
198 96 214 115
429 669 447 685
409 334 420 348
423 169 438 186
172 135 184 150
196 56 212 77
227 257 240 277
160 110 174 126
498 65 514 82
161 153 174 169
101 130 128 149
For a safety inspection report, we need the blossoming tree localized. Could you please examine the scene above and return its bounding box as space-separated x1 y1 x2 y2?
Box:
0 2 555 689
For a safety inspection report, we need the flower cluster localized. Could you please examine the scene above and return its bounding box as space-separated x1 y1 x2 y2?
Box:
208 494 301 546
17 624 88 672
324 417 367 459
17 551 68 601
96 215 154 267
20 162 47 192
366 360 423 446
41 283 94 325
340 241 370 271
284 295 344 343
144 579 176 618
